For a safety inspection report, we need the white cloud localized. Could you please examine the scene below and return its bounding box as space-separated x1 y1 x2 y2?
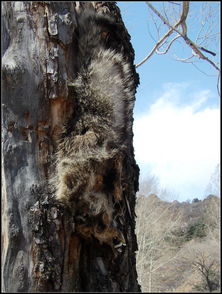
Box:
133 83 220 201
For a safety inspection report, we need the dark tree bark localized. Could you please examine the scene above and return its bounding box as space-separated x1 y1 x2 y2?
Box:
2 1 140 292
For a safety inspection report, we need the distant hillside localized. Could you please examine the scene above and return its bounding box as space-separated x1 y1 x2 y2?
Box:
135 194 220 293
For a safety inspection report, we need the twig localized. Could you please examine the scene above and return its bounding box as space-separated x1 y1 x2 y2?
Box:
174 54 195 62
191 63 218 77
168 1 181 5
137 1 220 73
156 34 181 54
199 46 216 56
136 2 189 68
183 36 220 71
135 28 175 68
148 1 220 72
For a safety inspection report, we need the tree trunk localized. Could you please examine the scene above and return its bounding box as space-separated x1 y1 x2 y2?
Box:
2 1 140 292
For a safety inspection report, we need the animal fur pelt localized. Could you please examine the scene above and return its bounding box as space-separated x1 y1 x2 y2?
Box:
54 9 136 252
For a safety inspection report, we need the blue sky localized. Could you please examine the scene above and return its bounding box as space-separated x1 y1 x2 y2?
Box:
117 2 220 201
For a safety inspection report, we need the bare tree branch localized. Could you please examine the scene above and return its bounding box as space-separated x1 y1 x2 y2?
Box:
135 28 175 68
156 34 181 54
149 1 219 71
192 252 219 292
183 36 220 71
168 1 181 6
136 1 220 73
146 1 189 35
199 46 216 56
191 62 219 77
174 54 195 62
136 1 190 68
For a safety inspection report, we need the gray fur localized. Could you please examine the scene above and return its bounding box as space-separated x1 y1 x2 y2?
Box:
54 10 135 249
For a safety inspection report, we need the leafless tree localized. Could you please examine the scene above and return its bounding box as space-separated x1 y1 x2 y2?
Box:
135 195 182 292
137 174 160 196
136 2 220 93
192 251 220 292
205 163 220 197
135 194 220 292
138 174 179 202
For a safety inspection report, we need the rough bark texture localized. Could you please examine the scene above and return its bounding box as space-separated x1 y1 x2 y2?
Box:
2 1 140 292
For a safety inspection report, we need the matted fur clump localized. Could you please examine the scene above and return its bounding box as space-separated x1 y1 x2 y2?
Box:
54 9 136 251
